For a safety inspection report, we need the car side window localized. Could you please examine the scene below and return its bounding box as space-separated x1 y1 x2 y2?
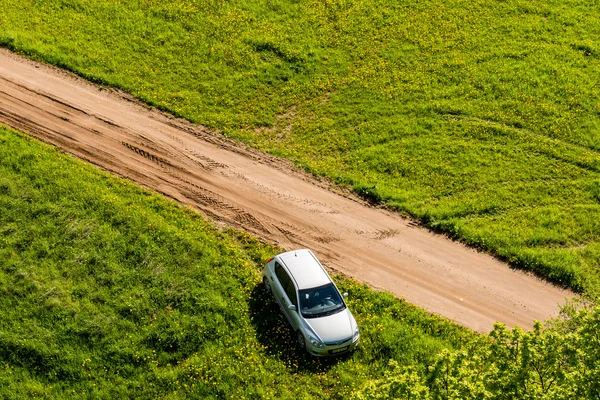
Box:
274 262 287 288
274 262 298 309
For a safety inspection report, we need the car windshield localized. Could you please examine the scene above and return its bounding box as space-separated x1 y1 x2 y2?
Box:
299 283 345 318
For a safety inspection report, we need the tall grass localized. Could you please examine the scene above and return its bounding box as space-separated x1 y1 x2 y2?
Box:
0 126 471 398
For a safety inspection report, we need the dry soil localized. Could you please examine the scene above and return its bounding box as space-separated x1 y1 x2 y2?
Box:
0 49 572 332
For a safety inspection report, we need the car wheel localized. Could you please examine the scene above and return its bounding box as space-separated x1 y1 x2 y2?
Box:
263 277 271 294
296 331 306 351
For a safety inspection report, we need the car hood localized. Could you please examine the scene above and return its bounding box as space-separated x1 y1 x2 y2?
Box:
305 308 354 343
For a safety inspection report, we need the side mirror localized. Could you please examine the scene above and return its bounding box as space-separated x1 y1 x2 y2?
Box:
343 292 348 298
288 304 297 311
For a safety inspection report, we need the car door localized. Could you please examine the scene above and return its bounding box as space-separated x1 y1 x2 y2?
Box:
274 262 301 331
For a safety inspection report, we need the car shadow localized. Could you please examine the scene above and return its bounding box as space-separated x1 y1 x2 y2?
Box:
248 282 349 373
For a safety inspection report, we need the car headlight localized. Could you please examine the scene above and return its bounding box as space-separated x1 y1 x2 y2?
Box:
309 335 325 349
353 325 360 340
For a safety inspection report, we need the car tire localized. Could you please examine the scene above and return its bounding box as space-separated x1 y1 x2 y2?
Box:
263 277 271 294
296 331 306 351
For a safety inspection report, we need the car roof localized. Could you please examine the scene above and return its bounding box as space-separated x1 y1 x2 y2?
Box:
277 249 331 290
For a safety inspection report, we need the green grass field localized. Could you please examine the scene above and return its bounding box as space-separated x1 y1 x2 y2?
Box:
0 126 473 398
2 125 599 398
1 1 600 396
1 0 599 293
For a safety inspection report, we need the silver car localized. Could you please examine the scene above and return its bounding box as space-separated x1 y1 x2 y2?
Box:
262 249 360 356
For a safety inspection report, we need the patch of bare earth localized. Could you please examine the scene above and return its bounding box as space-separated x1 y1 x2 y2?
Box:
0 48 572 332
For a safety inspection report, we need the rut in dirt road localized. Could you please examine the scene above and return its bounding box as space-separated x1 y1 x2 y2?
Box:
0 49 572 332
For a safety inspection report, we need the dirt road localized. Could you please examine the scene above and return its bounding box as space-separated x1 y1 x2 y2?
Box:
0 49 572 332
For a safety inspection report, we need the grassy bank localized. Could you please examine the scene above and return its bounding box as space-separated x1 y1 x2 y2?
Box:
0 125 471 398
1 0 599 293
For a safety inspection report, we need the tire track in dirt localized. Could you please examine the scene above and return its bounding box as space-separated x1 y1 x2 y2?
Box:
0 49 573 332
